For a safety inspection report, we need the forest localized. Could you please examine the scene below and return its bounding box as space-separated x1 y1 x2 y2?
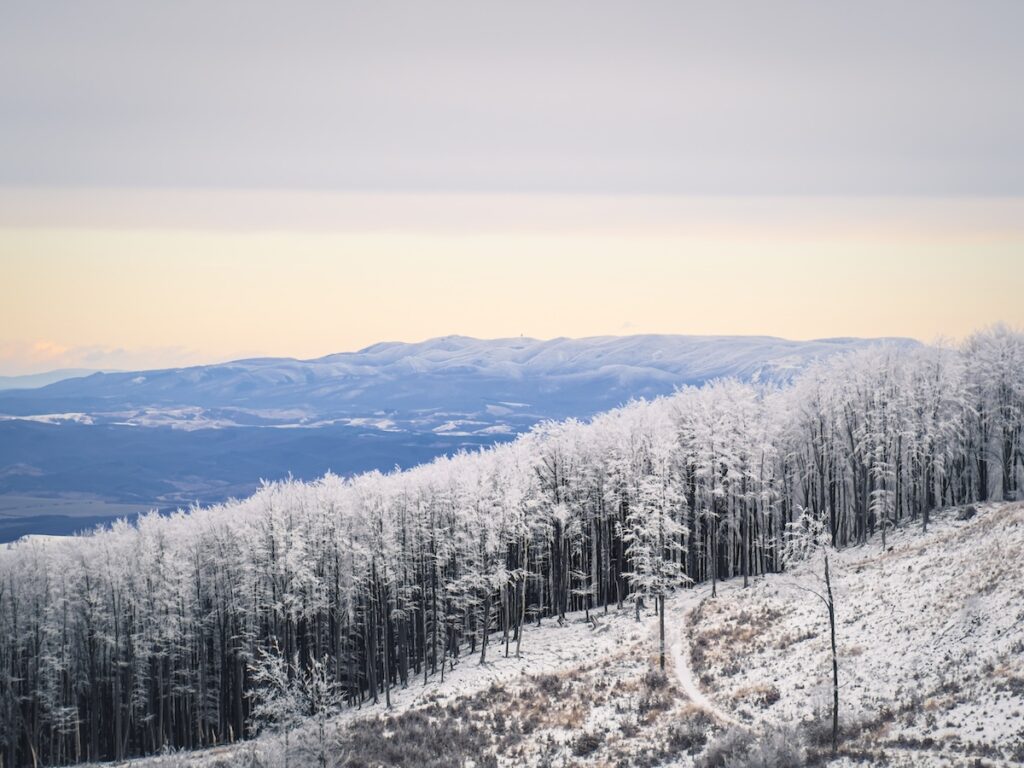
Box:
1 326 1022 767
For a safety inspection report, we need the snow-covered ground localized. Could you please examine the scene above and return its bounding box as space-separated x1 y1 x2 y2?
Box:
683 501 1024 766
88 502 1024 768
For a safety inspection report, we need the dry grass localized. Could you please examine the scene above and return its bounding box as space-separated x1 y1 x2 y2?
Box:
364 641 695 766
730 682 781 709
690 600 786 678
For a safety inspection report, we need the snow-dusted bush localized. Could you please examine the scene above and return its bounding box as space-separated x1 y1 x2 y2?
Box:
698 722 805 768
664 714 712 755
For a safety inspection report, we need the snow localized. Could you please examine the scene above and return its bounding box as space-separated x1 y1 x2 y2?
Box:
342 417 401 432
0 411 94 424
432 420 463 433
678 502 1024 765
86 604 659 768
118 407 240 430
95 503 1024 768
476 424 514 435
669 603 745 729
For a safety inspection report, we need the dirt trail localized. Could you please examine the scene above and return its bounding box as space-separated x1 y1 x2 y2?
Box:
668 592 746 729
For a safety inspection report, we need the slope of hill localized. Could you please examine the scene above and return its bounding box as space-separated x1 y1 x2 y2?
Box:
0 334 912 536
682 502 1024 766
87 502 1024 768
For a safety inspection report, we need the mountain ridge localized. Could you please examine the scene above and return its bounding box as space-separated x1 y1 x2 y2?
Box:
0 334 919 415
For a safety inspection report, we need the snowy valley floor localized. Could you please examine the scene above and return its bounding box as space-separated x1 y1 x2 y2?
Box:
93 502 1024 768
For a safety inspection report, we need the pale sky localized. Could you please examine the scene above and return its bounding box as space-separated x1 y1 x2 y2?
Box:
1 2 1022 374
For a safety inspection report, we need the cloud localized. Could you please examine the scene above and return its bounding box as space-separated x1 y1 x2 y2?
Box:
0 341 205 376
30 340 69 360
1 3 1022 195
0 340 72 370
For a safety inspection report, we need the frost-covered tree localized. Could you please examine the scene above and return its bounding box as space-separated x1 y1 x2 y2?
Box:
248 644 303 768
621 423 689 669
784 510 840 757
248 645 339 768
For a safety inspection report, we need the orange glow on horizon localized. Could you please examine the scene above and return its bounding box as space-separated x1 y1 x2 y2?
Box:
1 191 1022 375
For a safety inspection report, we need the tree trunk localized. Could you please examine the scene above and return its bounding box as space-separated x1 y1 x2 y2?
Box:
824 554 839 757
658 596 666 671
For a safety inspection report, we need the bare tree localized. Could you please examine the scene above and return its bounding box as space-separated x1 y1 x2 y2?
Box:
784 510 840 757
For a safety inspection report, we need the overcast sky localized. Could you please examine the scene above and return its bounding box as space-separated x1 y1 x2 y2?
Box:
1 2 1022 374
3 0 1022 194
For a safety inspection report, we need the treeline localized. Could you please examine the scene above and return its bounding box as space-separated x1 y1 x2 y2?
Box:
1 326 1022 766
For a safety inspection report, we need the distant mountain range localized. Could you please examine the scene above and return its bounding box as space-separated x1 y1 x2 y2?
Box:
0 368 109 391
0 334 915 539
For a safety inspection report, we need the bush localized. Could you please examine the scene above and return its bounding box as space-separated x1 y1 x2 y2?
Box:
637 690 672 716
737 723 806 768
534 673 563 696
697 725 753 768
665 716 710 755
332 704 498 768
1008 736 1024 763
957 504 978 520
572 730 604 757
697 723 805 768
803 699 868 750
643 669 669 690
619 716 639 738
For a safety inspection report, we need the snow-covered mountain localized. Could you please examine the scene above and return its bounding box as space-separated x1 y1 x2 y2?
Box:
0 334 915 427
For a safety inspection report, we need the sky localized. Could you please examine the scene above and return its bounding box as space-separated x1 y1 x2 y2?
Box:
1 1 1022 374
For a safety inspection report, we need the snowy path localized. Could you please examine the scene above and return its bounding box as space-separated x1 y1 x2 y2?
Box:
669 591 746 729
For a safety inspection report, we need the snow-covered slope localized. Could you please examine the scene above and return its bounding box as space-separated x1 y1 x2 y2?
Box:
94 502 1024 768
686 501 1024 766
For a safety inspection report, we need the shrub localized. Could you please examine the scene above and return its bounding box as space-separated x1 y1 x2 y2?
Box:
619 716 639 738
665 716 711 755
534 673 563 696
637 690 672 716
697 723 805 768
572 731 604 757
697 725 753 768
332 704 498 768
643 669 670 690
737 723 806 768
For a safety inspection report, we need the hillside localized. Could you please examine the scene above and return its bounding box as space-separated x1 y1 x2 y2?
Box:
87 502 1024 768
